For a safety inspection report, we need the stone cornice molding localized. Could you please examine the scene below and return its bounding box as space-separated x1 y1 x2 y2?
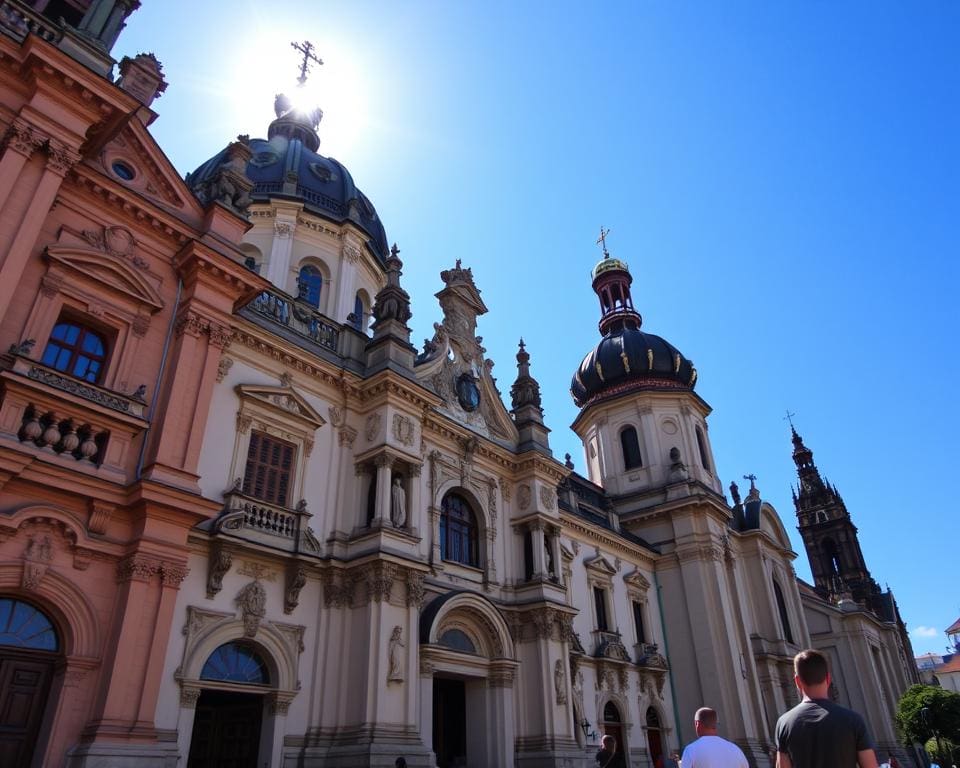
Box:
559 511 658 567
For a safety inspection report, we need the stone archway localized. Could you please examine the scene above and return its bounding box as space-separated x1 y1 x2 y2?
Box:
419 592 518 767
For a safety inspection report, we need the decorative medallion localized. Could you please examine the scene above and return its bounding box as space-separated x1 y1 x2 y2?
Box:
455 372 480 412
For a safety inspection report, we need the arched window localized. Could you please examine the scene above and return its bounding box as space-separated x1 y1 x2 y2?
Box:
439 492 479 567
773 580 795 644
604 702 622 723
0 598 59 651
351 292 365 332
200 642 269 685
41 319 108 383
297 264 323 308
438 629 477 654
620 426 643 470
646 707 661 728
646 706 664 766
696 426 711 472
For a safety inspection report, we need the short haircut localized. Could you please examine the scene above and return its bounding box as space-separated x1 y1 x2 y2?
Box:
694 707 718 729
794 648 829 685
602 734 616 748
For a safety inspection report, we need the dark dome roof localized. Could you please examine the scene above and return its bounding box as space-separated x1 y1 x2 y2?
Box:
188 132 388 263
571 323 697 408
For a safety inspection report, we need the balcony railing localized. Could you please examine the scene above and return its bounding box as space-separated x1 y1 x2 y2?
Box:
593 629 631 662
243 288 339 352
216 487 321 555
0 1 63 43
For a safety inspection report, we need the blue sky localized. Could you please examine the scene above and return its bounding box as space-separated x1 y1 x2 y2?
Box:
119 2 959 654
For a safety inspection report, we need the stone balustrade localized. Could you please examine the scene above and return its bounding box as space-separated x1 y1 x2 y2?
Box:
18 406 107 464
244 288 339 352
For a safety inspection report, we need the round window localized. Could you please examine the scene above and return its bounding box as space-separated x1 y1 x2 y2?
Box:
111 161 136 180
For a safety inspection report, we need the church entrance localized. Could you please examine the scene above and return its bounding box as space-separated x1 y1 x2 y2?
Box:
433 677 467 767
646 707 664 768
0 598 60 768
601 701 625 762
187 689 263 768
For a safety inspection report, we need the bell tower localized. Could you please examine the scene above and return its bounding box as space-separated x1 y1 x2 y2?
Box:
790 425 881 606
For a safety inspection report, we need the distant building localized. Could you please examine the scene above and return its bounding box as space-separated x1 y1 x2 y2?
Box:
0 3 920 767
916 617 960 692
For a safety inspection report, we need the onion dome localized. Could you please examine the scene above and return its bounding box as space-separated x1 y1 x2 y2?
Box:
186 63 388 262
571 242 697 408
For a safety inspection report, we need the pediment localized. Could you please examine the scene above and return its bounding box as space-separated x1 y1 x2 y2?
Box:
99 120 203 213
624 568 651 592
235 384 326 430
559 541 576 563
46 228 164 312
583 552 617 576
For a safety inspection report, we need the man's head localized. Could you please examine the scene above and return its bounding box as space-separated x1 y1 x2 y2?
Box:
793 648 831 697
602 734 616 752
693 707 718 737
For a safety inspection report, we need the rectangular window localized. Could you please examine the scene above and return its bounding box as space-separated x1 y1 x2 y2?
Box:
242 431 296 506
594 586 609 631
632 600 646 643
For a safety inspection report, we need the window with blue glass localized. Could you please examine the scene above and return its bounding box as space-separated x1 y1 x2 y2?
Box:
0 598 59 651
438 629 476 654
297 265 323 308
200 642 269 685
439 492 479 567
351 292 364 331
41 319 108 383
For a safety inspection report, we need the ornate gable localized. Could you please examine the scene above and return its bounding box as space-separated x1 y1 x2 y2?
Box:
583 552 617 579
235 384 326 431
623 568 651 593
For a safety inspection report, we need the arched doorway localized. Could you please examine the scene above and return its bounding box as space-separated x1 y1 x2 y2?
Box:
646 707 664 768
187 641 270 768
0 597 60 768
600 701 625 760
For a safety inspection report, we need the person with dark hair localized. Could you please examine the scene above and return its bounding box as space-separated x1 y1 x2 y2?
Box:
680 707 748 767
596 734 627 767
775 649 879 768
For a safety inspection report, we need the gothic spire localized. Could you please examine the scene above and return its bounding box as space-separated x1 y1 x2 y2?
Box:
510 338 542 413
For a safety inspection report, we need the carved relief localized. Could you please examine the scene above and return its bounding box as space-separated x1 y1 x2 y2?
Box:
322 571 353 608
357 562 396 604
392 414 415 446
161 562 189 588
237 561 277 581
216 357 234 383
236 581 267 637
21 535 53 591
338 427 358 447
518 484 532 511
365 413 382 443
284 564 307 614
328 406 345 427
116 553 160 583
406 570 425 608
206 545 232 598
554 659 567 704
539 485 556 510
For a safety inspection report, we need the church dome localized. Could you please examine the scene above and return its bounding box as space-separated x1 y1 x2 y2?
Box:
187 101 388 263
571 325 696 407
571 249 697 408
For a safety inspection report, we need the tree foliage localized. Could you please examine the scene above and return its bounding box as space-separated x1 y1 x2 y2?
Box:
895 685 960 745
924 737 957 765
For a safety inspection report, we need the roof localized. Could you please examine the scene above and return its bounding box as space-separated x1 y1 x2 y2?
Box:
946 616 960 635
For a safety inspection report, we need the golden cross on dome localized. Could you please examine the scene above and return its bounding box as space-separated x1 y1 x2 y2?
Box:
291 40 323 86
596 226 611 258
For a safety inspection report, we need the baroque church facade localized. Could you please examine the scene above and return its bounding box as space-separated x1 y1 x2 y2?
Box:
0 3 918 767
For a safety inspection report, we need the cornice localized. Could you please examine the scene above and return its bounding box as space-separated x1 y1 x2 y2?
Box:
559 510 659 566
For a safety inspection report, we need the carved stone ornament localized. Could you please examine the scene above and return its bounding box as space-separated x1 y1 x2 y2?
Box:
207 545 232 599
539 485 556 510
216 357 234 383
554 659 567 705
284 564 307 614
162 562 189 587
387 625 405 683
365 413 382 443
180 686 202 708
517 484 532 511
406 570 425 608
392 414 415 446
321 571 353 608
338 426 358 448
236 580 267 637
3 119 45 157
117 553 160 583
21 535 53 591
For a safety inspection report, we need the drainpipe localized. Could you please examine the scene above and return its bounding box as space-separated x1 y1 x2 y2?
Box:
654 571 685 748
135 277 183 479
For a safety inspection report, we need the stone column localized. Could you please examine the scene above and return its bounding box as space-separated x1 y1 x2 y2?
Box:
487 664 516 767
334 241 359 323
0 119 44 213
0 141 78 317
373 454 391 526
549 525 563 584
419 661 436 764
408 463 422 533
265 216 297 289
530 521 547 578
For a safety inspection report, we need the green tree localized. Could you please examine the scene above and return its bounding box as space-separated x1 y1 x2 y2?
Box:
895 685 960 746
924 737 957 766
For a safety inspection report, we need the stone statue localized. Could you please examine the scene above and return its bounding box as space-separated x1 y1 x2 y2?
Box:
390 476 406 528
544 536 555 577
554 659 567 704
388 625 405 682
667 446 689 482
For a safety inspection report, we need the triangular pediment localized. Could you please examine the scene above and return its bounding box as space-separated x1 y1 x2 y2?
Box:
559 541 576 563
98 119 205 216
624 568 651 592
46 229 164 312
583 552 617 576
235 384 326 430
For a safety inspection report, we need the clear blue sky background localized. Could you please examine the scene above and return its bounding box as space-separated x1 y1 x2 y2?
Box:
118 2 959 654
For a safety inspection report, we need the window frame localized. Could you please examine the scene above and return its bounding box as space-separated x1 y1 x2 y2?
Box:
619 425 643 470
242 430 297 507
40 316 111 384
439 492 480 568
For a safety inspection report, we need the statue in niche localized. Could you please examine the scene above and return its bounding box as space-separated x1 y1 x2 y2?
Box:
391 476 407 528
387 625 405 682
544 535 555 578
554 659 567 704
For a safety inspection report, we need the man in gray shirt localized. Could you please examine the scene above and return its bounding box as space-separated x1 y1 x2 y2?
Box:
775 649 878 768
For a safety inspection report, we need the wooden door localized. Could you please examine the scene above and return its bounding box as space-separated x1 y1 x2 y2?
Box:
0 652 55 768
187 690 263 768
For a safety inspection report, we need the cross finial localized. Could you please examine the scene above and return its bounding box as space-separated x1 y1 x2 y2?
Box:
783 409 796 429
291 40 323 86
518 337 525 351
596 226 611 258
743 473 757 486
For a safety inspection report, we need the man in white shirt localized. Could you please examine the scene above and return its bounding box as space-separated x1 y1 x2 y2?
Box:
680 707 749 768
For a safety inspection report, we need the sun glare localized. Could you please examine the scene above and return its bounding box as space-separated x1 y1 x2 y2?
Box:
216 25 372 159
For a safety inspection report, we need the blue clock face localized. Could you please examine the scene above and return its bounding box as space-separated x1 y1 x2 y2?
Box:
455 373 480 412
